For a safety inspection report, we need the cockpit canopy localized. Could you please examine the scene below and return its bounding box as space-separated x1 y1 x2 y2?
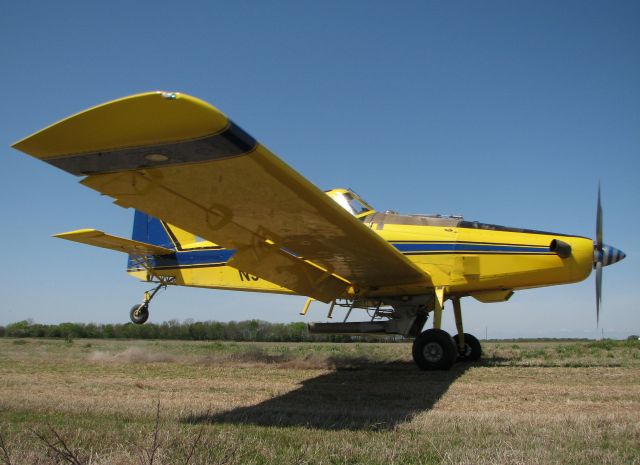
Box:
325 188 375 218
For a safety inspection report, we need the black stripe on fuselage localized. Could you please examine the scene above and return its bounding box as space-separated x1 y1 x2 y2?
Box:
127 262 229 272
391 240 551 247
402 251 554 256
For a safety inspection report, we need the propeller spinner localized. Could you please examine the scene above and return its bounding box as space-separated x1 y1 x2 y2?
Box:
593 185 626 323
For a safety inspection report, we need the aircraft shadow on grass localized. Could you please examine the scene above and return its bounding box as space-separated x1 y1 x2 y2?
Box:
183 360 478 431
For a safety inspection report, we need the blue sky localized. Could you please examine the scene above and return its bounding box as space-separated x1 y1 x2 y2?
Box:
1 1 638 338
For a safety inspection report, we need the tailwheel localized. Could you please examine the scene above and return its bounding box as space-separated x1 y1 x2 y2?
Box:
412 328 457 371
455 333 482 361
128 277 175 325
130 304 149 325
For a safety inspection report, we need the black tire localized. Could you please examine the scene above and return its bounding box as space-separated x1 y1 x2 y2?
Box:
130 304 149 325
412 328 457 370
454 333 482 361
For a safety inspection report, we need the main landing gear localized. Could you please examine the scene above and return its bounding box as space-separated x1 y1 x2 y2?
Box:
129 277 174 325
411 292 482 370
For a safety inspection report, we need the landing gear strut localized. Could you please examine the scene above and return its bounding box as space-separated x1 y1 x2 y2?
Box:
129 277 174 325
451 296 482 361
412 292 482 370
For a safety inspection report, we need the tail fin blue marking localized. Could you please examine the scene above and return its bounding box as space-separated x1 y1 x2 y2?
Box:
127 210 235 271
131 210 176 249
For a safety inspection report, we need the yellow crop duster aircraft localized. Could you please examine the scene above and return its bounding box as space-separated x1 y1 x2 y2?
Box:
13 92 626 370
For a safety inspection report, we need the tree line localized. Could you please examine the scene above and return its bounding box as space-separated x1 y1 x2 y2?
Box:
0 319 402 342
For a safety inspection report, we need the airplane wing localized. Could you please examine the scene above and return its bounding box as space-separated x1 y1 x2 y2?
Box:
54 229 174 256
13 91 431 302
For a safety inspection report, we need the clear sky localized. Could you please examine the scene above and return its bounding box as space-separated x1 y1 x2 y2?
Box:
1 0 638 338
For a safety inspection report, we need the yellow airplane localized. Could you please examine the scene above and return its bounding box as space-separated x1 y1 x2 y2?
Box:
12 91 626 370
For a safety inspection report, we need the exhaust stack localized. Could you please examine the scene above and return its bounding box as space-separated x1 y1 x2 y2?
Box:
550 239 572 259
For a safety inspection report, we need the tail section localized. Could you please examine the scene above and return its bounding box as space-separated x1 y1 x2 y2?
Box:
56 211 286 293
128 210 179 274
132 209 212 251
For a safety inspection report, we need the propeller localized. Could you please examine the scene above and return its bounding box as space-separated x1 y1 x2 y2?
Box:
593 184 626 325
595 185 603 324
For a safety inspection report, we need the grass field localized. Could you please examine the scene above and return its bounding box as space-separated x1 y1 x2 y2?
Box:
0 337 638 464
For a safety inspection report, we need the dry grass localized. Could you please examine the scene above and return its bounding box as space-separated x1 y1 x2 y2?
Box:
0 338 638 464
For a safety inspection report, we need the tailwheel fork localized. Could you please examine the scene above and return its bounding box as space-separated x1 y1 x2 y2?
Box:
129 277 175 325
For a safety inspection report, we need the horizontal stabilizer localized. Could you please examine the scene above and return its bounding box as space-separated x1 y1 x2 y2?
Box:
54 229 174 256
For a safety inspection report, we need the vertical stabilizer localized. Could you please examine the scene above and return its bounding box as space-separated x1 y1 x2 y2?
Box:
131 210 176 249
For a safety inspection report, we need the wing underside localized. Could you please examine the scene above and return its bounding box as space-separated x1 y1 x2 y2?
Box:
13 92 431 302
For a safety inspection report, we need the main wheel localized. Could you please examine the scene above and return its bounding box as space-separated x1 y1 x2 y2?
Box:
454 333 482 361
130 304 149 325
412 328 457 370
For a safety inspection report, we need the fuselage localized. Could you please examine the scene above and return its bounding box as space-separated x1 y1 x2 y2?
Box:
363 211 593 299
128 203 595 302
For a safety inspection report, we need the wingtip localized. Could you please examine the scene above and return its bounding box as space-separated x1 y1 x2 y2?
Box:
11 137 30 152
53 229 103 239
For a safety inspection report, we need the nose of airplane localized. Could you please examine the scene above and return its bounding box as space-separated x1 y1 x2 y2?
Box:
594 244 627 267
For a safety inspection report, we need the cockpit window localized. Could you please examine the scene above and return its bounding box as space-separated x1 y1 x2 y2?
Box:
327 189 375 218
345 193 371 215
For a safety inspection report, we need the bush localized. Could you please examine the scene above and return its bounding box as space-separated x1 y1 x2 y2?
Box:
0 319 393 343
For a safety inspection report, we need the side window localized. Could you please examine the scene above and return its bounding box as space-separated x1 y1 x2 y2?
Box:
345 194 370 215
349 196 369 215
333 193 356 215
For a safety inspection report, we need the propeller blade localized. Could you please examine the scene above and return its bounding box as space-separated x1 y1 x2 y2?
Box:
592 185 625 324
595 183 603 325
596 184 603 249
595 260 602 325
